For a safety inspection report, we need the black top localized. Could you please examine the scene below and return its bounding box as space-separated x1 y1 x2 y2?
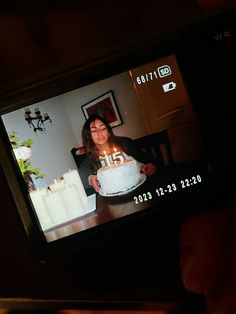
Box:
78 136 148 194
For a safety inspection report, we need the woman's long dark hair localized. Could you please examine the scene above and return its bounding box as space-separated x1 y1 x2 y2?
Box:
81 114 123 172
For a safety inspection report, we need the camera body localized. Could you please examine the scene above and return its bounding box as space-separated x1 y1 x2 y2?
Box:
0 8 235 278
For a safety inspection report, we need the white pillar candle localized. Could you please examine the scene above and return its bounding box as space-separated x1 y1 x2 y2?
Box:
43 190 69 225
63 169 87 205
49 178 65 191
60 184 84 219
29 188 52 230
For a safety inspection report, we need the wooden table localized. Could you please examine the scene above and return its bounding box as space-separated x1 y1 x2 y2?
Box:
45 161 212 242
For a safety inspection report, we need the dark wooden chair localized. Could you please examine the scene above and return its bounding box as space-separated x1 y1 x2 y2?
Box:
133 130 174 169
71 130 174 170
71 147 86 169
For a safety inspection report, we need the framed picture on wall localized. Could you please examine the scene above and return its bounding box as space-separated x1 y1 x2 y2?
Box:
81 90 123 128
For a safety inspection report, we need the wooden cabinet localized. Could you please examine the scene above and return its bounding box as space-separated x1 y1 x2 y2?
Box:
129 54 203 163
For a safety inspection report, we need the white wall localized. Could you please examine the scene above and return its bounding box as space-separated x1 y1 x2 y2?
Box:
2 97 77 186
62 71 148 146
2 71 148 187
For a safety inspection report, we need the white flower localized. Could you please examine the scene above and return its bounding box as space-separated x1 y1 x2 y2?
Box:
13 146 32 161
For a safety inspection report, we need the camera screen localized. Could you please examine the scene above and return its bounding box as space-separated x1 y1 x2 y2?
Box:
1 53 212 243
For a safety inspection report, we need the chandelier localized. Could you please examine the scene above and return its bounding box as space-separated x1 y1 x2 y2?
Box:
24 107 52 133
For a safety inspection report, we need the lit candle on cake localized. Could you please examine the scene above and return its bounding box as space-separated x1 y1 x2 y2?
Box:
99 155 106 167
60 184 85 219
103 150 111 166
43 190 69 225
29 188 52 230
112 147 124 164
63 169 87 205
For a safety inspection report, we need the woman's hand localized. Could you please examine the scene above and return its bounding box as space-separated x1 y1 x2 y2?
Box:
88 174 101 192
141 163 157 176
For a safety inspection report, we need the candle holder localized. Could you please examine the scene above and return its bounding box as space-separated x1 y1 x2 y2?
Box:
24 107 52 133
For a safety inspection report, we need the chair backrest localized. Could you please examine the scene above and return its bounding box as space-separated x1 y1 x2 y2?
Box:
71 147 86 169
133 130 174 168
71 131 174 169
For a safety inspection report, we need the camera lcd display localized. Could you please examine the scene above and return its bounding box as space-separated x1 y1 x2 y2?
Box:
0 53 213 245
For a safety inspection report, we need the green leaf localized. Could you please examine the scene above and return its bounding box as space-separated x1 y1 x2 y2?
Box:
21 138 33 147
9 130 20 148
9 131 44 180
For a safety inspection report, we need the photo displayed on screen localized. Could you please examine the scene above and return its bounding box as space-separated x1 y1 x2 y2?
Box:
1 54 212 243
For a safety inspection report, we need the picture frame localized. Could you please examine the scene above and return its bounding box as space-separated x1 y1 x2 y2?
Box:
81 90 123 128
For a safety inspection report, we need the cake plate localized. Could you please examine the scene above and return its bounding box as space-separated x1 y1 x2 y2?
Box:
99 173 146 197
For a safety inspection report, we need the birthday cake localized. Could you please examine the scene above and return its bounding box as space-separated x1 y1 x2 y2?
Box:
97 157 141 195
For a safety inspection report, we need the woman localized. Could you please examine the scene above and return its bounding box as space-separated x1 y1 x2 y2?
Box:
79 114 156 193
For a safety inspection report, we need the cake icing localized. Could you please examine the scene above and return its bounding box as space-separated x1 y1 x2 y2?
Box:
97 158 141 195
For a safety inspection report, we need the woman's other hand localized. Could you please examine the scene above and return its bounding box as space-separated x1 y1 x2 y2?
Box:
88 175 100 192
141 163 157 176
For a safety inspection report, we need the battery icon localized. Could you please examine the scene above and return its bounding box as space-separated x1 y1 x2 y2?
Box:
162 82 177 92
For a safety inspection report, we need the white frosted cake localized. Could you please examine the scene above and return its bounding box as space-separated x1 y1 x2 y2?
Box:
97 158 141 195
